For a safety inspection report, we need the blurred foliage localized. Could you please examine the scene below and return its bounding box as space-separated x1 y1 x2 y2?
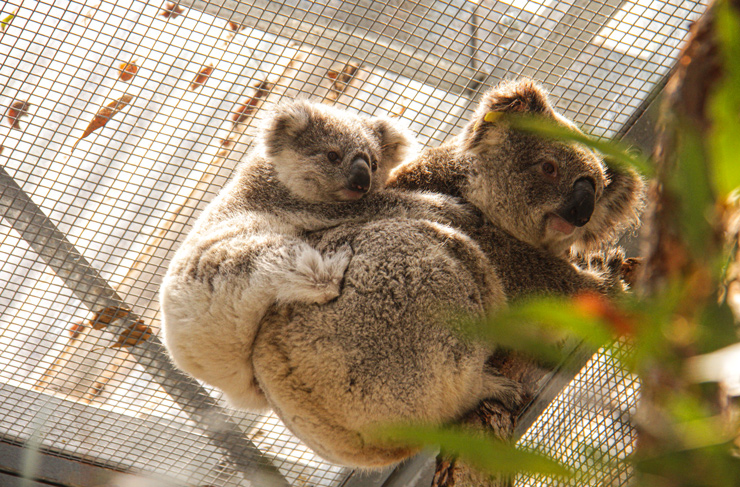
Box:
505 114 655 177
381 425 572 479
710 1 740 198
383 2 740 485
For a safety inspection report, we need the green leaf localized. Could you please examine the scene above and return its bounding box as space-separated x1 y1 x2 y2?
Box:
380 424 573 478
471 295 617 366
709 1 740 197
0 12 15 32
503 113 654 177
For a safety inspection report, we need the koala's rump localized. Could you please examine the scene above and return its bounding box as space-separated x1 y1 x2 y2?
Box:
253 218 499 467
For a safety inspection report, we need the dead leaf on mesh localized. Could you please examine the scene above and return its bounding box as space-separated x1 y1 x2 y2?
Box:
232 80 273 124
90 306 131 329
190 64 214 91
390 96 410 118
73 94 133 149
228 21 244 32
160 2 184 19
254 80 272 100
6 100 31 129
118 61 138 82
68 320 86 339
82 2 101 27
327 62 359 101
232 103 254 124
111 320 153 348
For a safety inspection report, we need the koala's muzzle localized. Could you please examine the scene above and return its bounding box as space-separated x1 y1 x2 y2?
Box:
556 178 595 227
347 156 372 193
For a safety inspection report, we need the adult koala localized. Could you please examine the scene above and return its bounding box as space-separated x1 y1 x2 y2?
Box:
251 79 644 468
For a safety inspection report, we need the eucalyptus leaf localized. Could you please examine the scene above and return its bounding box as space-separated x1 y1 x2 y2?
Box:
381 424 573 478
502 114 654 177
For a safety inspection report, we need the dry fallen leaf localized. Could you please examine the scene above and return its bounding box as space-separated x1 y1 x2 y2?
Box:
73 94 133 149
228 21 244 32
160 1 184 19
190 64 214 90
111 320 153 348
68 320 86 339
391 96 410 118
90 306 131 329
6 100 31 129
82 2 101 27
254 80 272 99
232 80 273 124
327 62 359 101
118 61 138 82
232 102 254 124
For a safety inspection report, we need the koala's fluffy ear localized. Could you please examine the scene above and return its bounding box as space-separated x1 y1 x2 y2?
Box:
463 78 561 154
263 100 314 157
478 78 554 115
370 117 415 170
575 160 646 252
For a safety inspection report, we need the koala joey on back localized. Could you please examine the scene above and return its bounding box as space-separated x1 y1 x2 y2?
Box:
160 100 471 411
249 79 644 468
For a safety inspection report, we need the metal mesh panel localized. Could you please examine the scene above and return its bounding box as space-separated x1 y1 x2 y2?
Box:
517 342 639 487
0 0 704 486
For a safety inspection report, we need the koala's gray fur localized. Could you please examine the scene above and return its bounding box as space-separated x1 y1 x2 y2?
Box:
160 100 473 410
249 79 645 467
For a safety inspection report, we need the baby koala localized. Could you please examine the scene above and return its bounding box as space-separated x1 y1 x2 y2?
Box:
160 100 470 410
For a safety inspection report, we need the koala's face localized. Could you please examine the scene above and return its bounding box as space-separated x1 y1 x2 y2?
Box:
263 101 413 203
469 131 607 255
463 79 642 256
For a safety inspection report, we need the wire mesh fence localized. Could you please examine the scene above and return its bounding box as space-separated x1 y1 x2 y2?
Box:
0 0 705 486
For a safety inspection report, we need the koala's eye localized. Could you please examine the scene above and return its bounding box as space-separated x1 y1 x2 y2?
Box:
327 151 341 163
541 161 558 178
370 159 378 172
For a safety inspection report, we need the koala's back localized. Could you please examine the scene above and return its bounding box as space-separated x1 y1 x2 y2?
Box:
252 218 509 467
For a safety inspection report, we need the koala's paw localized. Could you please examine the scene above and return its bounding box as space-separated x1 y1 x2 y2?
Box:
579 248 628 294
277 244 352 304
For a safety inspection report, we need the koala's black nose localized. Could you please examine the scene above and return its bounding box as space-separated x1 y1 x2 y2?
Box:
557 178 595 227
347 157 371 193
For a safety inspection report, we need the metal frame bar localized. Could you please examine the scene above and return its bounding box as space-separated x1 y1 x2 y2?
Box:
0 440 147 487
0 166 290 487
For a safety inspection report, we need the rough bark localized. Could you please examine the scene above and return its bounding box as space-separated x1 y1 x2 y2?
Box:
635 0 740 481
